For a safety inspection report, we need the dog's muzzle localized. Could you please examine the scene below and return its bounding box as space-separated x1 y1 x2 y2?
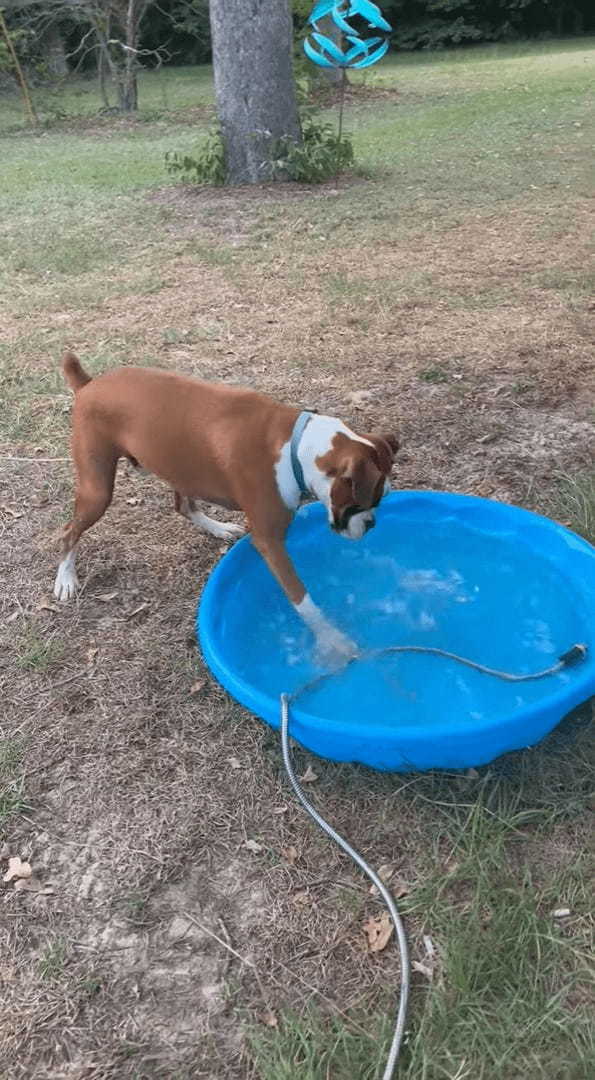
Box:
333 507 375 539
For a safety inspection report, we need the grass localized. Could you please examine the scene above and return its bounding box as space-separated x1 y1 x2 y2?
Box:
0 36 594 1080
0 64 215 132
553 472 595 545
252 890 593 1080
250 731 595 1080
16 628 64 672
39 940 67 980
0 739 27 822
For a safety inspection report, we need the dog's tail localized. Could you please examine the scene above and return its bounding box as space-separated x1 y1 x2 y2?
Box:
62 350 92 392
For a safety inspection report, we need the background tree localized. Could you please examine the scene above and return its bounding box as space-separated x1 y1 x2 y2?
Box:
2 0 593 120
1 0 154 111
74 0 152 111
208 0 301 185
0 7 38 121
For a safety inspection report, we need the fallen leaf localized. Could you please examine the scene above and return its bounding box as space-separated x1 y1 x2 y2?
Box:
363 911 394 953
87 647 98 665
412 960 434 979
97 591 118 603
299 765 318 784
371 872 409 899
0 842 10 861
392 879 409 899
552 908 571 918
272 805 288 815
292 890 310 906
3 856 32 883
14 877 54 895
190 679 206 696
6 611 19 624
369 863 394 895
282 846 298 866
126 497 141 506
244 839 263 854
227 756 242 770
260 1009 278 1028
0 504 24 519
37 601 61 614
465 767 480 779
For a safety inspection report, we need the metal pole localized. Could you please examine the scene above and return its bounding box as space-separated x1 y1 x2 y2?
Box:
337 66 346 144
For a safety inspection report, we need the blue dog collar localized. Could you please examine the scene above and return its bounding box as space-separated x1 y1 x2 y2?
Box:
290 410 314 495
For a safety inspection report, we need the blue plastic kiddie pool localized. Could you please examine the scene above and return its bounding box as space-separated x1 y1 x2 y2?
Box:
197 491 595 772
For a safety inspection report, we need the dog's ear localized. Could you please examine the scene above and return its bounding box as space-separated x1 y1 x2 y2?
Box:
347 455 382 506
362 433 399 474
381 433 399 458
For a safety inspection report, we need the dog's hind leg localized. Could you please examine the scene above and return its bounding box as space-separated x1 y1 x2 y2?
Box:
175 494 245 541
54 431 118 601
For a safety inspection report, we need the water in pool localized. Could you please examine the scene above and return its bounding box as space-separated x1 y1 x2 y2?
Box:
216 504 587 732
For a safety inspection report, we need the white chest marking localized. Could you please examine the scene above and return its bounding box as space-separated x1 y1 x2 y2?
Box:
274 440 302 511
274 416 373 516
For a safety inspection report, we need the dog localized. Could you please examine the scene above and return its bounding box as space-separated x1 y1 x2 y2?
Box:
55 352 398 661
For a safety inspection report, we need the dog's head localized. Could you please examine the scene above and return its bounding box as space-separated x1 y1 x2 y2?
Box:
317 431 399 540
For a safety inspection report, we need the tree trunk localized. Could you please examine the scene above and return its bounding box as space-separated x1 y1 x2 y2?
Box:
120 0 139 112
97 40 110 108
43 26 68 78
116 70 137 111
209 0 301 185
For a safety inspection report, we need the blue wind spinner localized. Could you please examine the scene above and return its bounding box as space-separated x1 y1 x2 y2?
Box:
304 1 392 70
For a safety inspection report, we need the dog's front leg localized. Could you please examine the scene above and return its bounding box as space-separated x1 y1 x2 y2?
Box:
250 528 357 665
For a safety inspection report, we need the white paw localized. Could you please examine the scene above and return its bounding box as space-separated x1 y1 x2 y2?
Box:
54 563 80 602
314 626 359 670
294 594 358 669
211 521 245 541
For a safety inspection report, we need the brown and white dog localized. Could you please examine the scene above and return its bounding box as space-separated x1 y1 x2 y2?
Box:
55 353 398 661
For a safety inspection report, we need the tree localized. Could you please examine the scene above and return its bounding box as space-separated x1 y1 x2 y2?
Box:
209 0 302 185
2 0 154 112
76 0 152 112
0 8 38 123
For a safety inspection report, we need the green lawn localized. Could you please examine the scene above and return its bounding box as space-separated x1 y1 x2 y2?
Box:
1 38 594 1080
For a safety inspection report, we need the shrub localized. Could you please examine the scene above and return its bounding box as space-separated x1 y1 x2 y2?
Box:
165 111 354 187
269 110 354 183
165 125 226 186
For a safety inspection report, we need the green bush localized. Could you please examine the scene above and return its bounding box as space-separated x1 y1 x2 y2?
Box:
396 16 487 50
270 112 354 183
165 125 226 186
165 111 354 187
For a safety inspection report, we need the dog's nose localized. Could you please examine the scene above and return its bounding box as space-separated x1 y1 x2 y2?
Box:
364 517 374 533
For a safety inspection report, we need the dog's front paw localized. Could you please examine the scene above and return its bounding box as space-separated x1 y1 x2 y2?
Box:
53 561 80 602
314 626 359 670
295 593 359 670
